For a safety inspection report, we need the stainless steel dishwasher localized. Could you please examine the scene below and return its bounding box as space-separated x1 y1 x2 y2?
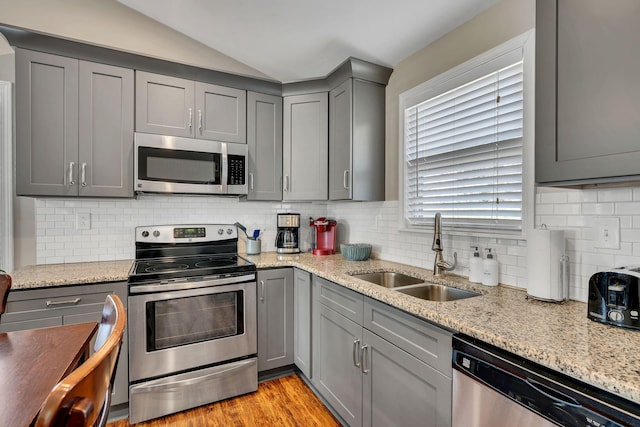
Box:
452 335 640 427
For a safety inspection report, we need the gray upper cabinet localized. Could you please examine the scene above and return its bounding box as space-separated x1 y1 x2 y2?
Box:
536 0 640 185
257 268 294 372
16 48 133 197
247 92 283 200
136 71 246 143
135 71 194 138
329 79 385 201
283 92 328 201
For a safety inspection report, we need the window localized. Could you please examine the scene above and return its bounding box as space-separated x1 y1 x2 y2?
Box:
401 33 533 233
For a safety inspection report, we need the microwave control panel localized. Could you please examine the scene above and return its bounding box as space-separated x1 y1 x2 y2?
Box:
228 155 245 185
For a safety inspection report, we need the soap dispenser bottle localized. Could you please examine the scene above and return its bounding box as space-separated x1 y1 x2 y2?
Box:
482 248 499 286
469 246 483 283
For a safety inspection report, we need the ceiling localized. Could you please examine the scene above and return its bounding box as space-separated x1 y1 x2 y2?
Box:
117 0 498 83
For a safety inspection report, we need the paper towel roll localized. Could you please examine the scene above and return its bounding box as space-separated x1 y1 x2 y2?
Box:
527 229 567 301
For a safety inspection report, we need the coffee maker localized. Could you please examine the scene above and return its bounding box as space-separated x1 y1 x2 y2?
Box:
275 213 300 254
311 218 337 255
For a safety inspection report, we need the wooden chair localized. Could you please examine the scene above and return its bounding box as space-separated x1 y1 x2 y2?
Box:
34 294 126 427
0 272 11 320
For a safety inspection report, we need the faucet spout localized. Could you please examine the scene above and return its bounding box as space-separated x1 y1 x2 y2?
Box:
432 212 457 276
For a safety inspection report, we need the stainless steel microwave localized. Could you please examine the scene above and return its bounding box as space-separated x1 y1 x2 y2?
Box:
134 133 248 195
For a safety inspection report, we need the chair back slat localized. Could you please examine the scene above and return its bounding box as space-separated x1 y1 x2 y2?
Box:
34 294 126 427
0 273 11 316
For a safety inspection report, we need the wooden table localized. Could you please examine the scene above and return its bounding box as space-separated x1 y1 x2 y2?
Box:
0 322 98 427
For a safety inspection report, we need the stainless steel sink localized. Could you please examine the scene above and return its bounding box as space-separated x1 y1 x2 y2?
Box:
350 272 424 288
396 284 480 302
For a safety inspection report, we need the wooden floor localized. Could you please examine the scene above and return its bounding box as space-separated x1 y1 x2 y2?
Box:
107 374 341 427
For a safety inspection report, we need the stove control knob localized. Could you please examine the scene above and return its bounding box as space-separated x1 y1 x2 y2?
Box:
153 230 160 238
226 228 233 235
218 228 224 235
141 230 149 238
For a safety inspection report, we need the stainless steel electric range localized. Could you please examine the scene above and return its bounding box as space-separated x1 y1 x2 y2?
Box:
127 224 257 424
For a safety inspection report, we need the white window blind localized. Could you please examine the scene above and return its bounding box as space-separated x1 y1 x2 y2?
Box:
404 60 524 230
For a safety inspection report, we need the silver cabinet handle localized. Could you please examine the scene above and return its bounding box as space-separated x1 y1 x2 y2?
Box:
188 108 193 131
360 344 369 374
284 175 290 192
260 280 265 301
198 109 203 133
68 162 75 186
46 297 81 307
343 170 350 190
249 172 254 191
81 162 87 187
353 339 361 367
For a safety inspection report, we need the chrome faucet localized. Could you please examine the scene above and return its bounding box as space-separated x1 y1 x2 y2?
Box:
432 212 457 276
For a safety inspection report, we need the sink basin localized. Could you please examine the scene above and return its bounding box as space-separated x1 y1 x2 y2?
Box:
396 284 480 302
350 272 424 288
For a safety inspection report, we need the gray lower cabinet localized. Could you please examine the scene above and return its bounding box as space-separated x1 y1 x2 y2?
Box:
283 92 328 201
293 268 312 378
136 71 247 143
257 268 294 372
312 276 452 427
329 78 385 201
536 0 640 185
0 282 129 406
247 92 283 201
15 48 134 197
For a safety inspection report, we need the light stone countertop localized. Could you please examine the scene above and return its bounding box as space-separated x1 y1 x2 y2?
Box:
8 253 640 407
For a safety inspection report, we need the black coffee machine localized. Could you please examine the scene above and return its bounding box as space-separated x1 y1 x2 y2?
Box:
275 213 300 254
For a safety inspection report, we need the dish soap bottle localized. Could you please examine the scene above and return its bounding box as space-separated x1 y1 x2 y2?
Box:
482 248 499 286
469 246 483 283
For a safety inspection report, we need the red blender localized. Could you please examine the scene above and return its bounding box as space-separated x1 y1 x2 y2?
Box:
311 218 337 255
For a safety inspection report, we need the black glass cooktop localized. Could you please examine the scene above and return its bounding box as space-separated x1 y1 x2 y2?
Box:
129 254 255 284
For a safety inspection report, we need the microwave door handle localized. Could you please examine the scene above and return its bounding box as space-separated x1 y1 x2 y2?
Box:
221 143 228 192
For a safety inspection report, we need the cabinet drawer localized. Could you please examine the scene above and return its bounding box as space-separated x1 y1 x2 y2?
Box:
2 286 114 324
364 297 452 377
314 276 363 324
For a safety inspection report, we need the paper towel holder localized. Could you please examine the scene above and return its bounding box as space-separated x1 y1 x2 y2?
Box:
526 227 569 302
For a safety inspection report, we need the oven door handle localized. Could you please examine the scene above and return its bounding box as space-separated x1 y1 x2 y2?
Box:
132 359 255 393
129 273 256 294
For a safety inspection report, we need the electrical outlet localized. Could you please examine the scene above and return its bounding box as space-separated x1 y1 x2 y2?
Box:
76 213 91 230
593 217 619 249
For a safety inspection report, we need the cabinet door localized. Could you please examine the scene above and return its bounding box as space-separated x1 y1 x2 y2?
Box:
283 92 328 201
257 269 294 372
329 79 352 200
135 71 195 138
195 82 246 143
313 303 363 427
78 61 134 197
293 268 312 378
15 48 79 196
536 0 640 184
247 92 283 200
362 330 452 427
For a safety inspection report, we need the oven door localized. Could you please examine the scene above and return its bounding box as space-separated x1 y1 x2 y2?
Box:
128 279 256 382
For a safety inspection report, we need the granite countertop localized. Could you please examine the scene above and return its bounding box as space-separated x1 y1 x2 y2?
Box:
8 253 640 406
10 260 133 289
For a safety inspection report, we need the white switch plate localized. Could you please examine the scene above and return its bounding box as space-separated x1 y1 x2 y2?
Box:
76 213 91 230
593 217 619 249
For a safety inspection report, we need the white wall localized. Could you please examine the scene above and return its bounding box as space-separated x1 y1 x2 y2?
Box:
0 0 270 80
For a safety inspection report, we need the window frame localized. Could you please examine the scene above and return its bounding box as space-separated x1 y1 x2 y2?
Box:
398 30 535 239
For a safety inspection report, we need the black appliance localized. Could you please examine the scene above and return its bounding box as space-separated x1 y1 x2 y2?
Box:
453 335 640 426
588 268 640 330
128 224 257 424
275 213 300 254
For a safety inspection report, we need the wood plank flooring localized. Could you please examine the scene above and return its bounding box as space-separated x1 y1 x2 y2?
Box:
107 374 341 426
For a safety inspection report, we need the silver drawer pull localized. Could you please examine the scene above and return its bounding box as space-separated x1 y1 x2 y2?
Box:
46 297 81 307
